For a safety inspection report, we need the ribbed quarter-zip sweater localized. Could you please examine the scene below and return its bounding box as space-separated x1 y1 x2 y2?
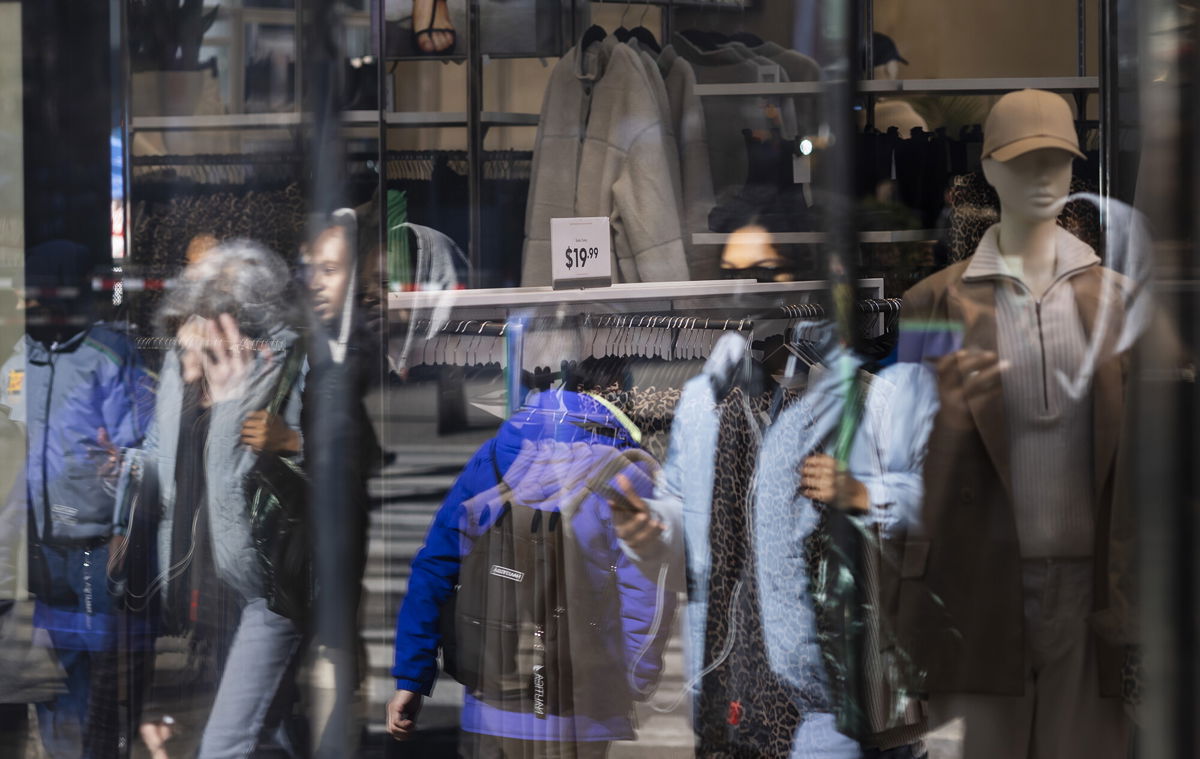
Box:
964 224 1101 558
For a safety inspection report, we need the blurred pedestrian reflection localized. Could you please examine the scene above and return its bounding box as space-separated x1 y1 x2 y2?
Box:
388 388 676 758
611 330 935 758
0 240 154 758
123 241 308 758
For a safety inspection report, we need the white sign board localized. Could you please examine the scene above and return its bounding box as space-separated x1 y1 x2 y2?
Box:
551 216 612 290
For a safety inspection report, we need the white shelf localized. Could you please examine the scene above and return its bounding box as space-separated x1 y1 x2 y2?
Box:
695 76 1099 98
860 76 1099 94
131 111 539 131
131 113 304 131
696 82 824 97
383 112 539 128
388 278 884 314
693 230 940 245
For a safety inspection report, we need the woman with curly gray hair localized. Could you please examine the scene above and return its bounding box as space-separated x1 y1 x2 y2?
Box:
122 240 308 758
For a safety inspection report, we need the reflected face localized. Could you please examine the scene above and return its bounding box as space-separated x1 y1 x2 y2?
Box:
982 148 1075 223
306 227 351 325
185 234 219 267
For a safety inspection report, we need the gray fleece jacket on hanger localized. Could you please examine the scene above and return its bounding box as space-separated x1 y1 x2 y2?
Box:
522 36 688 286
671 32 800 197
658 45 718 280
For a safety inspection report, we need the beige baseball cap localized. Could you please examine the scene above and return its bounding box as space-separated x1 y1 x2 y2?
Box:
982 89 1085 162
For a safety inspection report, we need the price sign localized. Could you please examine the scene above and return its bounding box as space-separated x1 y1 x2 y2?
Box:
551 216 612 290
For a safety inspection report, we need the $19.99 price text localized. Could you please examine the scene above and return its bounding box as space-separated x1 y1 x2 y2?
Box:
563 246 601 270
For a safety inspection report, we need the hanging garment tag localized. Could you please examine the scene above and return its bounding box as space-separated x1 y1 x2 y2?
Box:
551 217 613 290
757 63 781 83
792 155 812 184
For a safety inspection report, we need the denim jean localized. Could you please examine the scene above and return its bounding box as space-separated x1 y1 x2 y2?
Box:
197 597 302 759
790 713 862 759
32 543 120 759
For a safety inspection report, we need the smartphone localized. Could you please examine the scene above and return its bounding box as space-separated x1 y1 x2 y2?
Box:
896 321 964 364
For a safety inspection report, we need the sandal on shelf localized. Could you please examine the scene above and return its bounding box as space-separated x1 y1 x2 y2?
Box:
412 0 457 56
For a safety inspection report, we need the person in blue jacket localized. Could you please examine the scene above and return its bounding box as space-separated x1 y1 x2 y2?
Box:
387 388 676 758
0 240 155 758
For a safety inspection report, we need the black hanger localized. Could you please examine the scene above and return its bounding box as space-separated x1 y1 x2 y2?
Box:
729 31 764 47
679 28 718 52
628 1 660 54
631 26 661 55
614 1 633 42
579 24 607 52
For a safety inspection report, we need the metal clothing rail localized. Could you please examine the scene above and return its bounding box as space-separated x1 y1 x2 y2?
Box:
398 298 902 336
582 313 752 331
403 318 509 336
131 152 306 166
775 297 902 320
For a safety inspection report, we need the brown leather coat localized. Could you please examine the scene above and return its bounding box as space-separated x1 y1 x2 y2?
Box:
894 255 1130 697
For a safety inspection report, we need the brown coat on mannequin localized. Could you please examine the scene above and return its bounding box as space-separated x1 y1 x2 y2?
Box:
894 256 1130 698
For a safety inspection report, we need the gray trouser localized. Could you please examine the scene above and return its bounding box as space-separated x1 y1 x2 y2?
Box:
928 559 1130 759
197 597 303 759
459 731 610 759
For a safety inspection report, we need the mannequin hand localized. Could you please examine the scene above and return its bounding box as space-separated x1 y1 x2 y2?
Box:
800 454 869 512
935 349 1009 428
387 689 422 741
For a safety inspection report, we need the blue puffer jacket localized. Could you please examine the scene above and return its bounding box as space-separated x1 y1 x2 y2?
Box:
393 390 676 742
0 324 155 543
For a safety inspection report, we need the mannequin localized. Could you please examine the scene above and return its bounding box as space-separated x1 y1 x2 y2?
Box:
896 90 1131 759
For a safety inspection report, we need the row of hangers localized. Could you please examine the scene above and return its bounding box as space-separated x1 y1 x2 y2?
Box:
677 28 765 51
374 152 533 182
577 0 662 56
399 298 904 369
774 298 902 320
406 299 901 345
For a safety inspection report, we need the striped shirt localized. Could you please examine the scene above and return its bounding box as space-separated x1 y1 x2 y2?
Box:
964 225 1100 558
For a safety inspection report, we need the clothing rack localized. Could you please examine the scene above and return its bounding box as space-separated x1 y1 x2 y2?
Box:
131 152 306 187
774 297 901 320
372 150 533 182
395 297 899 369
131 153 305 166
395 297 899 337
582 313 752 331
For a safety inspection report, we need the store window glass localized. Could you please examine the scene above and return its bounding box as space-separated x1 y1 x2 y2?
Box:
3 1 1199 758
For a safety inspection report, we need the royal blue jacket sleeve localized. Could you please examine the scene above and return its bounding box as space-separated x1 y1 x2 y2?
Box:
391 439 497 695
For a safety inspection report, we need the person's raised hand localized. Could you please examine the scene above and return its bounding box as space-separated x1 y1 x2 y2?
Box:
201 313 257 404
610 474 665 550
240 410 300 454
800 453 870 512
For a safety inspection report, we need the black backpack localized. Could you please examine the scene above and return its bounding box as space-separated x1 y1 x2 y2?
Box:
439 455 620 718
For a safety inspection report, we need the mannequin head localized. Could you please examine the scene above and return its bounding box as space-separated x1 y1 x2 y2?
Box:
980 90 1084 236
982 148 1074 224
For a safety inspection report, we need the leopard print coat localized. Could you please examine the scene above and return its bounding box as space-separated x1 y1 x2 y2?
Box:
595 387 683 461
696 387 816 758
